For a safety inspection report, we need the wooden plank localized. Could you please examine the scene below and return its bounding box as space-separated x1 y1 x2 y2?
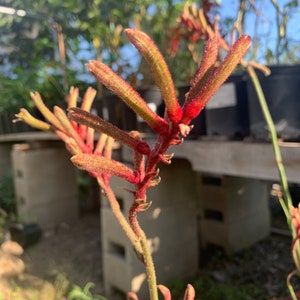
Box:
0 132 58 142
122 139 300 183
171 140 300 183
3 132 299 183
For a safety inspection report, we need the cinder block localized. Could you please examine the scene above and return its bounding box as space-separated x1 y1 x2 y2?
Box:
11 145 79 228
101 159 199 298
12 146 77 206
200 208 270 253
197 175 270 253
102 251 146 298
102 205 198 298
101 208 131 256
17 198 79 228
104 158 199 211
198 176 269 223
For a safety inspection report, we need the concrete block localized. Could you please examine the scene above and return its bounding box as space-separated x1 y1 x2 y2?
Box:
198 176 269 223
102 251 146 298
12 145 79 228
101 208 131 256
102 204 199 298
197 175 270 253
101 159 199 297
17 198 79 229
105 158 199 211
200 208 270 253
12 147 77 206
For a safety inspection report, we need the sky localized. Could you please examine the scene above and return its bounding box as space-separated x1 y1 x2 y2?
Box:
217 0 300 63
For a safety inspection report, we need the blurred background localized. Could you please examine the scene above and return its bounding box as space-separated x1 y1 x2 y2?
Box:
0 0 299 116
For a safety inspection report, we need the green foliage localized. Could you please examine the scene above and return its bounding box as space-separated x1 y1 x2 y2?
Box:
67 282 108 300
0 208 8 242
168 274 268 300
0 0 191 114
53 271 71 299
0 171 16 241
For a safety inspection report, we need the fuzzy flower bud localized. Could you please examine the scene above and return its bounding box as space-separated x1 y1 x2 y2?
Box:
86 60 169 136
68 107 151 155
71 154 140 184
125 28 182 124
182 35 251 124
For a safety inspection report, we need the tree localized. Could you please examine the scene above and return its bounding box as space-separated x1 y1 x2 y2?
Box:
0 0 192 115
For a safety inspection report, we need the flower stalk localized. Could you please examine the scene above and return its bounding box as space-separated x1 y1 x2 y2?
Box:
14 26 250 300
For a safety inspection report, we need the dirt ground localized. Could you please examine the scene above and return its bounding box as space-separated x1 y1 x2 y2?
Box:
1 201 300 300
22 212 104 295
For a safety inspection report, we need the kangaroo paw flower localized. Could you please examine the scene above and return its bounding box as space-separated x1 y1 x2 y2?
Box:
182 35 251 124
127 292 139 300
71 153 140 184
86 60 169 136
149 176 161 187
183 284 196 300
125 28 182 124
13 108 52 132
30 92 65 132
68 107 151 155
157 285 171 300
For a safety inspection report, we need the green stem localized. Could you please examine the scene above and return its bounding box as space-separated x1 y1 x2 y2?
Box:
278 195 291 226
128 202 158 300
247 65 292 216
247 64 300 288
137 221 158 300
99 177 158 299
287 270 299 300
127 136 175 300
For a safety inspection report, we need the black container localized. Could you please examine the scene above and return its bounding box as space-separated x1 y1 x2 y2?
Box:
205 73 249 138
247 64 300 141
138 85 163 133
9 222 42 248
103 93 137 131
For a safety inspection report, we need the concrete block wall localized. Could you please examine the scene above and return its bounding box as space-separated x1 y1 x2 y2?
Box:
101 159 199 299
197 175 270 254
12 144 79 228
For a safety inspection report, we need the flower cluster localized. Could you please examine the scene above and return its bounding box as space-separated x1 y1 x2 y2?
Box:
167 2 219 60
167 2 271 77
14 28 250 299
